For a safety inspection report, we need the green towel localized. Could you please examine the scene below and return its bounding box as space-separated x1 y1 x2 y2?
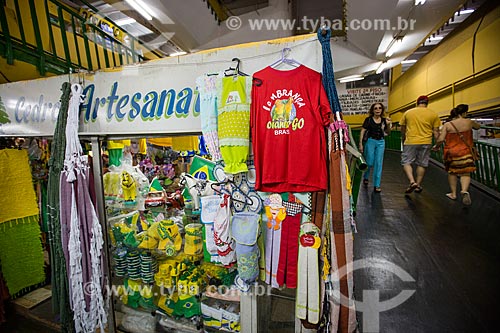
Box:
0 215 45 297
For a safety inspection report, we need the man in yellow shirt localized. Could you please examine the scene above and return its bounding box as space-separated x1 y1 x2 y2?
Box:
400 95 441 193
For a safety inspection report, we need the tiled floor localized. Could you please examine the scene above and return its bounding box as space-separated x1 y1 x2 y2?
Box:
354 150 500 332
2 299 59 333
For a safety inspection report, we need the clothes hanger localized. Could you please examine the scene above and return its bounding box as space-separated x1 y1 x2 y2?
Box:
301 203 312 215
210 181 232 196
283 192 312 215
224 58 249 77
269 48 301 68
210 179 254 206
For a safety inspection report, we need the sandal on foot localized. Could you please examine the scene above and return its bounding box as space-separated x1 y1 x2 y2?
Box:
461 192 472 206
414 185 423 193
445 193 456 200
363 179 369 186
374 187 382 193
405 182 418 194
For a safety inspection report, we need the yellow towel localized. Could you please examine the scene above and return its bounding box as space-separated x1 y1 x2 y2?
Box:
0 149 39 224
148 136 199 151
148 137 173 147
172 136 198 151
138 138 147 154
107 140 131 149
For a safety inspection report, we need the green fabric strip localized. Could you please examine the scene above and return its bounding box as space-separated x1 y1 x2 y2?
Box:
0 215 45 297
47 82 74 333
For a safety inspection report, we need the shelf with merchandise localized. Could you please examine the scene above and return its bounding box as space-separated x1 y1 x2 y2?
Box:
100 136 248 332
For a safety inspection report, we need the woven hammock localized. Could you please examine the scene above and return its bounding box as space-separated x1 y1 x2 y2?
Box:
47 82 74 333
61 84 107 333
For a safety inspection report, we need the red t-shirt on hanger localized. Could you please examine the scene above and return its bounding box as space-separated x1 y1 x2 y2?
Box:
251 65 332 192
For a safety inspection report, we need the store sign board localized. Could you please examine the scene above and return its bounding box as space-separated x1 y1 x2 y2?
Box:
0 35 322 137
78 66 203 136
0 76 67 136
337 83 389 115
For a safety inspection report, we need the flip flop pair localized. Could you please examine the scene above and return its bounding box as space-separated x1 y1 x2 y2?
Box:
405 182 418 194
461 191 472 205
445 193 456 200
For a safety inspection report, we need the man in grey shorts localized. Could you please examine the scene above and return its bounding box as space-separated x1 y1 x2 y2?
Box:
399 95 441 193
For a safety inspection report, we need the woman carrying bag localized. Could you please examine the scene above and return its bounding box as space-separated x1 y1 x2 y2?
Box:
432 104 480 205
359 103 391 192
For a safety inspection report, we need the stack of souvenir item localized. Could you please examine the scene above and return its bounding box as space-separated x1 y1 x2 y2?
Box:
126 251 141 280
140 252 156 283
184 223 203 256
114 248 128 277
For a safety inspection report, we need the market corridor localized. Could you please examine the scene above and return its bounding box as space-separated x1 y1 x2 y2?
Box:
354 150 500 332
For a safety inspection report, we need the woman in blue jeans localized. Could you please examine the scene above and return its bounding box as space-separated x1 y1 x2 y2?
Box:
359 103 392 192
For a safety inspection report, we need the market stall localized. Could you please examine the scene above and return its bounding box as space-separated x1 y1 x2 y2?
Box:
0 32 358 333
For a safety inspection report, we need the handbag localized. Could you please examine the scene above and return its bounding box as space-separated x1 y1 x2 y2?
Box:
449 122 480 161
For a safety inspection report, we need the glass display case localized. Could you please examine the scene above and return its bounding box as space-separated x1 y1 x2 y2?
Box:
98 135 251 333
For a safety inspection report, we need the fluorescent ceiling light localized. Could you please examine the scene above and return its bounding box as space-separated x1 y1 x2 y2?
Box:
125 0 153 21
339 77 364 83
339 75 364 83
135 0 156 17
458 9 475 15
376 62 388 74
429 36 443 41
386 38 403 58
402 59 417 64
415 0 426 5
114 17 136 26
169 51 187 57
338 74 363 81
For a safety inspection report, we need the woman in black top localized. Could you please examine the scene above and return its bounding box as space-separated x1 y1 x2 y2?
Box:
359 103 391 192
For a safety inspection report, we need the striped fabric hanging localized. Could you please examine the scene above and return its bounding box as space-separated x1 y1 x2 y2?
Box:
317 27 357 333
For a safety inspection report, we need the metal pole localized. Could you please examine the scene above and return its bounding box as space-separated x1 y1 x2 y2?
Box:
240 288 258 333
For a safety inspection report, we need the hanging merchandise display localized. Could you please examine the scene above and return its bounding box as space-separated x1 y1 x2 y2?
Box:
231 212 261 292
200 195 223 263
296 222 321 324
60 84 107 333
251 55 332 192
263 193 286 288
213 195 237 267
46 82 75 333
0 148 45 298
276 194 303 288
197 73 223 162
217 75 252 174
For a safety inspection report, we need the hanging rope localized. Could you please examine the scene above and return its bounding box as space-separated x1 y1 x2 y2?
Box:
317 27 349 150
317 28 342 115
